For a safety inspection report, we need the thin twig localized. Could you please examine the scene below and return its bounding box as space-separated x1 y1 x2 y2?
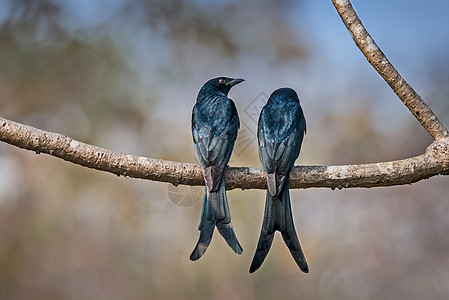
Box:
331 0 449 141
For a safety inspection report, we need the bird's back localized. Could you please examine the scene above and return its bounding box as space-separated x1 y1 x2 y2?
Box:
193 92 239 137
192 89 240 168
258 88 306 175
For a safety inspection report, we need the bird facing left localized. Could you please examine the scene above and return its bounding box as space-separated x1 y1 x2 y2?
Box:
190 77 245 260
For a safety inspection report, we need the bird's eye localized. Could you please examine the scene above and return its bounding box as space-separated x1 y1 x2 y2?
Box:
219 79 226 84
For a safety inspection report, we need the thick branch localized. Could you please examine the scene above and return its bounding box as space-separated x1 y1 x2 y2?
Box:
331 0 449 141
1 116 448 190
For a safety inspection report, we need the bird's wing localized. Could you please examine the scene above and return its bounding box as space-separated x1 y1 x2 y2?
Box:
192 101 239 191
258 104 306 196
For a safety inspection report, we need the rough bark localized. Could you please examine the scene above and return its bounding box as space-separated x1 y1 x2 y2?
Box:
1 117 448 190
0 0 448 191
331 0 449 141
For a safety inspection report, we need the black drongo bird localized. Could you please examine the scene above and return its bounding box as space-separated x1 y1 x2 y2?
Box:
190 77 244 261
250 87 308 273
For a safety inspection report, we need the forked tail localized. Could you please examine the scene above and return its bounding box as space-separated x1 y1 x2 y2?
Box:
250 179 308 273
190 177 242 261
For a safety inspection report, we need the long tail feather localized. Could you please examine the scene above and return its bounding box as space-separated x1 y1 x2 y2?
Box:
215 177 242 254
217 222 243 254
279 179 308 273
190 178 242 260
250 178 308 273
250 191 276 273
190 219 215 261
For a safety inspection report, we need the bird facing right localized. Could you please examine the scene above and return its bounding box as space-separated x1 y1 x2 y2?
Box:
250 87 309 273
190 77 244 261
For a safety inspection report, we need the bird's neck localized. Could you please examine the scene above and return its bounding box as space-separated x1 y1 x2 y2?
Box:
197 89 227 103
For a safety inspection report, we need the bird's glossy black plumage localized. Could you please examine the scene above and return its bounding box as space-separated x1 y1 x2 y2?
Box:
250 87 308 273
190 77 244 260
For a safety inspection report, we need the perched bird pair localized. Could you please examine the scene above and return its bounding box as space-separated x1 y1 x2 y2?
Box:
191 77 308 273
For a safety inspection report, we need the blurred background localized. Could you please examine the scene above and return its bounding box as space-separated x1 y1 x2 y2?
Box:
1 0 449 299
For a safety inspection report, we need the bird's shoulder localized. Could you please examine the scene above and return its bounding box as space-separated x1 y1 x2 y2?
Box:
193 94 239 135
259 100 303 144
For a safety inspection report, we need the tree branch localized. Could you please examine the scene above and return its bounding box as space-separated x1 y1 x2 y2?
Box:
331 0 449 141
1 1 448 191
1 116 448 190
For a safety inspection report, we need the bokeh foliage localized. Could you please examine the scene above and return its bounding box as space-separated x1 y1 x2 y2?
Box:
0 0 448 299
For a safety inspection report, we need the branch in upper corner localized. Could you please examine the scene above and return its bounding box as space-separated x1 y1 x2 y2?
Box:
1 116 448 191
331 0 449 141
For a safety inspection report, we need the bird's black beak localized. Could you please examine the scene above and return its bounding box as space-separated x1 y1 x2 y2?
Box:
227 78 245 86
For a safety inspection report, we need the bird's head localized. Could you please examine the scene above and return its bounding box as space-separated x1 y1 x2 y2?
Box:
200 77 245 96
268 87 300 104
